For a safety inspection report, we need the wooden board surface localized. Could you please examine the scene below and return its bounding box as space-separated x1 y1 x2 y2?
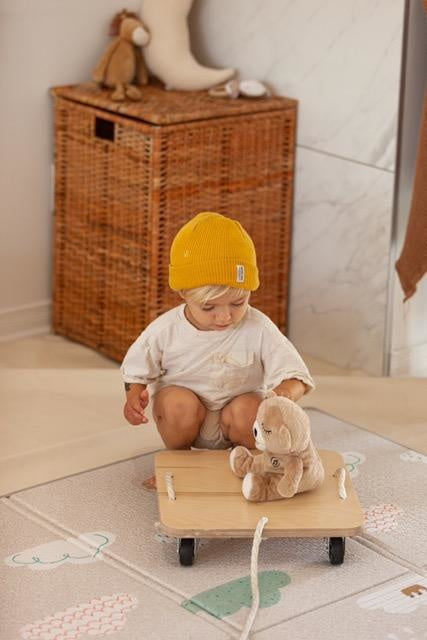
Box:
155 450 364 538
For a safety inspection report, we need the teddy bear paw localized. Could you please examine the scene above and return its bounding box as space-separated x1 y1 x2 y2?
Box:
242 473 266 501
278 485 297 499
229 446 252 478
242 472 255 499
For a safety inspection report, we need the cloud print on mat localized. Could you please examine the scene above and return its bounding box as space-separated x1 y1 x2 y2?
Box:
20 593 138 640
5 532 115 570
400 450 427 464
182 570 291 619
342 451 366 477
357 575 427 613
363 503 403 534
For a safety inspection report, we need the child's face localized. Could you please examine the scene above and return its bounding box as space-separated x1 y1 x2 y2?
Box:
184 290 250 331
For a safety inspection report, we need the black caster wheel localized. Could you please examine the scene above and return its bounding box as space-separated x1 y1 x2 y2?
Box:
328 537 345 565
178 538 195 566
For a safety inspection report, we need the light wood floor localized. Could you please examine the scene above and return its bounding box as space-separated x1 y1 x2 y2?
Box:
0 333 369 375
0 334 425 497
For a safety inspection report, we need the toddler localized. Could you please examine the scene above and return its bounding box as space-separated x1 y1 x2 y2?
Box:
121 211 314 452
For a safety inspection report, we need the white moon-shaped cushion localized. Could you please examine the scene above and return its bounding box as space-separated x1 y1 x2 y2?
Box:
140 0 235 90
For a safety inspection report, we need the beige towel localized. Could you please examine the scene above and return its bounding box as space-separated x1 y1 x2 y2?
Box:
395 4 427 300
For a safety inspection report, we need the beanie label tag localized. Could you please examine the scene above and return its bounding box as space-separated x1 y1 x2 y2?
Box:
236 264 245 283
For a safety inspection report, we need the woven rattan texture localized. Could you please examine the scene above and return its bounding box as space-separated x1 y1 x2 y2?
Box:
51 83 296 124
52 86 297 362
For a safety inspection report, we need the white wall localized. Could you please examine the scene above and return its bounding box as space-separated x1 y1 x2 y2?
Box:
0 0 140 339
0 0 412 376
190 0 405 374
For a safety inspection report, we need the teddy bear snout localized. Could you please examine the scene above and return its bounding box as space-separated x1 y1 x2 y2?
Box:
132 26 150 46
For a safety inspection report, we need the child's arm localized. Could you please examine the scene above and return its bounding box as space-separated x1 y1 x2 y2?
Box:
121 325 164 426
273 378 307 402
260 320 314 400
123 382 149 426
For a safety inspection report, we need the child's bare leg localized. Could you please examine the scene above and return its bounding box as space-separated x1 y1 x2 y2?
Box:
220 392 263 449
153 385 207 449
142 387 206 491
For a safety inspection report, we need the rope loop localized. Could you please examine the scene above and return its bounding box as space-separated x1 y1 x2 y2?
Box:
239 516 269 640
165 473 176 501
334 467 347 500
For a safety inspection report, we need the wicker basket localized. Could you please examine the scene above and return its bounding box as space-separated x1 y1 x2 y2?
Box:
51 83 297 362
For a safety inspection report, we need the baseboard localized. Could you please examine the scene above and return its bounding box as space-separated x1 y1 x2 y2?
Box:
0 300 52 341
390 341 427 376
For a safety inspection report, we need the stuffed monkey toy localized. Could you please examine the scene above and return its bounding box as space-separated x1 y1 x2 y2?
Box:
92 10 150 101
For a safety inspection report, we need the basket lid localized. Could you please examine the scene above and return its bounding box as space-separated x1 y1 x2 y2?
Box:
51 82 296 125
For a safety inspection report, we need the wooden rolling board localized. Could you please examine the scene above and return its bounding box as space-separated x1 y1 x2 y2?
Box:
155 450 364 538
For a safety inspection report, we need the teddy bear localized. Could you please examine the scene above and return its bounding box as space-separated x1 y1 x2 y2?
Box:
229 394 324 502
92 10 150 101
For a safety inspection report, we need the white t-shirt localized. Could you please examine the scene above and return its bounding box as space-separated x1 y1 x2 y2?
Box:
121 304 314 410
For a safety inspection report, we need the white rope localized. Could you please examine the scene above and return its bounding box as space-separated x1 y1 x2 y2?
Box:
165 473 176 501
334 467 347 500
239 516 269 640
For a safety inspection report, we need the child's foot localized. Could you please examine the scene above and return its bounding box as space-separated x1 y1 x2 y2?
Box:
142 474 157 490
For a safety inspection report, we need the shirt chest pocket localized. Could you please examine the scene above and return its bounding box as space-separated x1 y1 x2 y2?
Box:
215 350 255 391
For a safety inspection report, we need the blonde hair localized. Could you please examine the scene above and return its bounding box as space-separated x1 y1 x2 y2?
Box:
177 285 249 306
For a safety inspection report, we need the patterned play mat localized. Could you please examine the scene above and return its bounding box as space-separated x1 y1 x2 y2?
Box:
2 410 426 639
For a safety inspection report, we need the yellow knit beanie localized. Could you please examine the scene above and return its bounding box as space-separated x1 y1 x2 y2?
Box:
169 212 259 291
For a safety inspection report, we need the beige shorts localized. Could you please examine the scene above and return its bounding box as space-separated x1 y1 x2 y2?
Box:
192 409 232 450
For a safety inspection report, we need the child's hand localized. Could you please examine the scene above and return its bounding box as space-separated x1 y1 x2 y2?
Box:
124 388 149 426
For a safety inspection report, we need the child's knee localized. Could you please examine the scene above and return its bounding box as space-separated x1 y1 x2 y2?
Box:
153 386 206 448
155 386 205 425
221 393 262 447
224 393 261 427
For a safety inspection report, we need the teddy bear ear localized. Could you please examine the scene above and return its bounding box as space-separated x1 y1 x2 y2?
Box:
278 425 292 451
265 390 277 399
